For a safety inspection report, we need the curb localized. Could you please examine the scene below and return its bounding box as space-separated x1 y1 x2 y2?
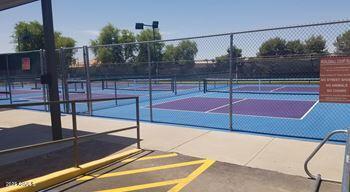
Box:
0 148 142 192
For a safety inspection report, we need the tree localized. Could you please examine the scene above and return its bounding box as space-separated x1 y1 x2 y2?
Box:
162 40 198 71
175 40 198 70
334 30 350 55
258 38 288 56
286 40 305 55
12 21 76 51
305 35 327 54
135 29 163 63
163 44 177 62
133 29 164 74
55 33 76 73
91 24 136 64
215 46 242 70
13 21 43 51
12 21 76 74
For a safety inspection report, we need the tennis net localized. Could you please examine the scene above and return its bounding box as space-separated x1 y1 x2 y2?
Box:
203 78 319 95
103 78 176 92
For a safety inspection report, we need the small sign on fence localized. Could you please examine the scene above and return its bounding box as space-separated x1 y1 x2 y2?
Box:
22 57 31 71
320 56 350 103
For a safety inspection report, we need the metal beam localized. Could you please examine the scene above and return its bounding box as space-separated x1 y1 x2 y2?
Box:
41 0 62 140
0 0 38 11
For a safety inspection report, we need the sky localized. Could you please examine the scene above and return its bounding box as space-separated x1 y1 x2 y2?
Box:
0 0 349 55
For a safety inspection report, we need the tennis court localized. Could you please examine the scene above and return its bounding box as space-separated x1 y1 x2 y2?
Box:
1 20 350 145
1 77 348 142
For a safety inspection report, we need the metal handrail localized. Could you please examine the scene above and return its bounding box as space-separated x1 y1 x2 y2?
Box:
0 96 140 167
304 129 348 179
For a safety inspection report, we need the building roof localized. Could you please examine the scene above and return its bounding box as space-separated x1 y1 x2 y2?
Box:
0 0 38 11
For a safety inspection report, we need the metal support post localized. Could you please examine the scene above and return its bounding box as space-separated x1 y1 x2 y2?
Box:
71 101 80 167
147 43 153 122
83 46 92 115
229 34 234 131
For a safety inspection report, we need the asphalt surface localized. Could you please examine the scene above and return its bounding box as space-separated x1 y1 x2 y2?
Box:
45 150 341 192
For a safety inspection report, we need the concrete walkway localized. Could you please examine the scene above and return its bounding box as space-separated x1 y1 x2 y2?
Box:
0 109 346 182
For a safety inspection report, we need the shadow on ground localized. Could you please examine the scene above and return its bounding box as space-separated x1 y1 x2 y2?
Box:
0 123 138 187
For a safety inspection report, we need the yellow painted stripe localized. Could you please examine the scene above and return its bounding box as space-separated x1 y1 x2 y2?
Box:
0 149 141 192
96 178 184 192
168 159 215 192
121 153 178 163
78 159 207 181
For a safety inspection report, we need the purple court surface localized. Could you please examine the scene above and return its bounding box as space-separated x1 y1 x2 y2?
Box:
151 97 317 119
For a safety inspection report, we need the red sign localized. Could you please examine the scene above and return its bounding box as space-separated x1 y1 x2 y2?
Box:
22 57 31 71
319 56 350 103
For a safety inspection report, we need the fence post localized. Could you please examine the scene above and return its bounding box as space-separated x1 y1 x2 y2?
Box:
40 49 48 111
83 46 93 115
59 48 70 113
147 43 153 122
229 34 234 131
5 54 12 104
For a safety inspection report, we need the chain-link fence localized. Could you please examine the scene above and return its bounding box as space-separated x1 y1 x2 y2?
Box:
0 50 46 106
1 20 350 141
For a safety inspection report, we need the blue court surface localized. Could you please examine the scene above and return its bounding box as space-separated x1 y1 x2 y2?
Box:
1 81 349 142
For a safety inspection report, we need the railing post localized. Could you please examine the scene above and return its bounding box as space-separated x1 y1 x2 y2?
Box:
71 101 80 167
304 130 348 180
147 43 153 122
229 34 234 131
136 97 140 149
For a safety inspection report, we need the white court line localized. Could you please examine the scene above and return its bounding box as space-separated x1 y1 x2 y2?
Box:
204 99 247 113
300 100 319 120
149 106 304 120
270 86 286 92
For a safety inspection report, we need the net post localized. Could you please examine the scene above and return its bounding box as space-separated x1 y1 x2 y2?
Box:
83 46 93 115
147 43 153 122
198 77 201 91
229 34 234 131
114 80 118 106
174 76 177 95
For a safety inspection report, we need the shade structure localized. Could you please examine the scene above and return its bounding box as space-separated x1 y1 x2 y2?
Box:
0 0 38 11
